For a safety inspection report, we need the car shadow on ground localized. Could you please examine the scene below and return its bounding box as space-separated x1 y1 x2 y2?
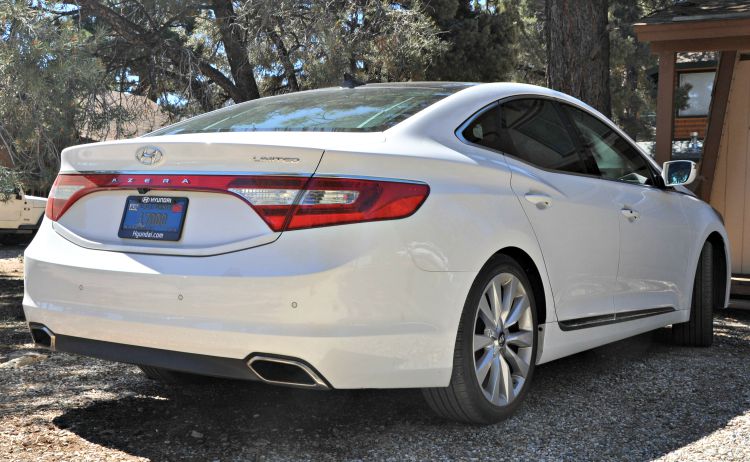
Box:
48 310 750 461
0 276 32 367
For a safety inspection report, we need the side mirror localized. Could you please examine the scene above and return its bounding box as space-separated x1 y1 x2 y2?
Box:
662 160 697 187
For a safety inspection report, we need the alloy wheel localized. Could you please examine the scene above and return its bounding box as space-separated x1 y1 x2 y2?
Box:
472 272 534 406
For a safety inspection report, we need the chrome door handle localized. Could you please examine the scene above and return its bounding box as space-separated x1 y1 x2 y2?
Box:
525 193 552 209
621 208 640 222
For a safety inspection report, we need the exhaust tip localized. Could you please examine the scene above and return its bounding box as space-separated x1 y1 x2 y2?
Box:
28 323 56 350
247 355 329 390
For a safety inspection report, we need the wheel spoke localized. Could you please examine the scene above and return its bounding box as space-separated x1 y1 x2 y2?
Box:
499 354 514 402
505 294 528 328
501 277 518 320
489 355 502 403
506 330 533 348
473 334 494 351
478 297 496 329
489 279 502 326
475 350 493 384
502 346 529 378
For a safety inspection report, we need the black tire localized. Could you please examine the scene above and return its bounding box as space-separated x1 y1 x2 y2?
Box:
422 255 538 424
138 365 212 384
672 241 714 347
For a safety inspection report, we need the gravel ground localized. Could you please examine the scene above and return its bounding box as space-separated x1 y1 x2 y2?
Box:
1 246 750 461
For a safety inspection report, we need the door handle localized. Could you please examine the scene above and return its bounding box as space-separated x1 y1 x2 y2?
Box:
525 193 552 209
621 208 640 222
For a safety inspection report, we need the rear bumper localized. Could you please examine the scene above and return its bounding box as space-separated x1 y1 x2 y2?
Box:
27 324 332 388
28 323 260 381
23 220 475 389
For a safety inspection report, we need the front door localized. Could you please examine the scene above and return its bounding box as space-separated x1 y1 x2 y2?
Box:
561 104 690 313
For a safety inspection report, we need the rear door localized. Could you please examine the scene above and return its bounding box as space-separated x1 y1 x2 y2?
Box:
498 98 620 323
53 135 324 256
561 104 690 313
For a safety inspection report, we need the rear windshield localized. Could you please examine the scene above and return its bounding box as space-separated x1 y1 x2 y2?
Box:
147 86 466 135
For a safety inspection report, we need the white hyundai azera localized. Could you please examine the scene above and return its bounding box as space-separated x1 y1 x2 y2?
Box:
24 82 730 424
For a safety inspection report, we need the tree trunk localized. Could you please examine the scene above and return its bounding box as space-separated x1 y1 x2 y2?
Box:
212 0 261 102
545 0 611 117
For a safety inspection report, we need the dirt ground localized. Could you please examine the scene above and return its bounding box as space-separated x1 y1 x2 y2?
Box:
1 246 750 461
0 246 24 278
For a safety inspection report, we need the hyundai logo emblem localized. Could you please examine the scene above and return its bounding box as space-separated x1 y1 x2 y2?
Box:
135 146 163 166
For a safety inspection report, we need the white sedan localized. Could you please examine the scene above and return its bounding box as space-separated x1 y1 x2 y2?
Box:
24 82 730 424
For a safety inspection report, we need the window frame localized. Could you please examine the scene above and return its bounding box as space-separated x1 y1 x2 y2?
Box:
677 70 716 118
455 94 666 191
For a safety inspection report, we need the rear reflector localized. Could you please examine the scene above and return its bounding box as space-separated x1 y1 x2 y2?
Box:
46 174 429 231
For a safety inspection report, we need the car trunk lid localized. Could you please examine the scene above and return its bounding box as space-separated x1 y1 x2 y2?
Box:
52 135 325 256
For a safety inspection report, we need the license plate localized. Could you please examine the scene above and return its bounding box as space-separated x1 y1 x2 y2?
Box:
118 196 189 241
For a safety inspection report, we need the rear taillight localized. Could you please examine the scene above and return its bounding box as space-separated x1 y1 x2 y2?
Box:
287 178 428 230
46 174 429 231
46 174 103 221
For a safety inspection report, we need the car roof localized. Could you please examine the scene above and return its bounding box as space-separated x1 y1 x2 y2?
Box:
349 82 477 90
388 81 604 133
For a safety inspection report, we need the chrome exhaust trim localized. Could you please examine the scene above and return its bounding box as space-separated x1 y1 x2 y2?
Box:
247 355 329 390
28 323 56 350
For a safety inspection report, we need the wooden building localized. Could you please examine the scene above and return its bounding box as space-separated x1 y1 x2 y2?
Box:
635 0 750 299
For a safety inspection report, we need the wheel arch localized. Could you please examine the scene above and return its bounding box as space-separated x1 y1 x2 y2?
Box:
706 231 730 308
484 247 549 326
686 229 730 310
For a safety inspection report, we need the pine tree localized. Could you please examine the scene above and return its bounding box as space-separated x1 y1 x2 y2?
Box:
423 0 521 82
546 0 611 117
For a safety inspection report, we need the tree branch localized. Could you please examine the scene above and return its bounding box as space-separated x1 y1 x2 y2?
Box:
69 0 253 102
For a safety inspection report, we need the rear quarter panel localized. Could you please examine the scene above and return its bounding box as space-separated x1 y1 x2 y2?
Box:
315 137 556 328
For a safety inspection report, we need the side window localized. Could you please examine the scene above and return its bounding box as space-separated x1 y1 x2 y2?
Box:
563 105 654 186
498 99 588 175
461 105 504 151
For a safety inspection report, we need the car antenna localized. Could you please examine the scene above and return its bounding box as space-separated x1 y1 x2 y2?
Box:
341 73 365 88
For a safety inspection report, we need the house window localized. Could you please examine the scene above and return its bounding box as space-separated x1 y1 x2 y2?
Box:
678 71 715 117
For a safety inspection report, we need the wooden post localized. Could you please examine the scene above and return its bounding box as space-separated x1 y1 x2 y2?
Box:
699 50 737 201
655 51 676 166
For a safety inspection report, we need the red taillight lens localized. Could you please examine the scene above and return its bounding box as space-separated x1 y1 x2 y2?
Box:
46 174 108 221
286 178 429 230
229 176 429 230
227 176 310 231
45 173 429 231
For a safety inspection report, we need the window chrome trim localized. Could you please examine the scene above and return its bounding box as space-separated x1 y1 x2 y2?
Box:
454 93 669 192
